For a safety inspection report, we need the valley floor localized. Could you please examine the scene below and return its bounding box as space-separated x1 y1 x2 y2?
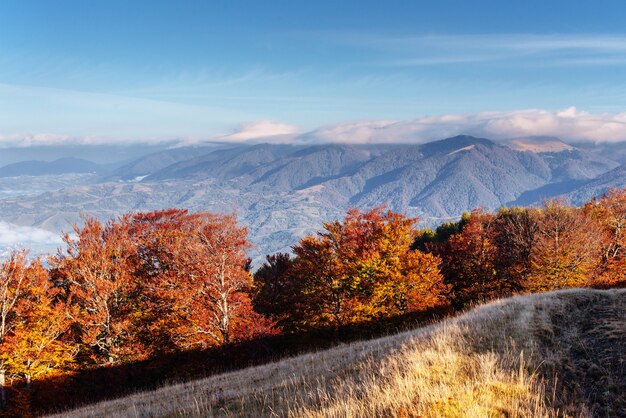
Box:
52 288 626 418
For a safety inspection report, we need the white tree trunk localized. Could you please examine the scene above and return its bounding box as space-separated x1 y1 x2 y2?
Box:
0 368 6 409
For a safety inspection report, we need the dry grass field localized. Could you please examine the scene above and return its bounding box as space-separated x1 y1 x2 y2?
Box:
53 288 626 418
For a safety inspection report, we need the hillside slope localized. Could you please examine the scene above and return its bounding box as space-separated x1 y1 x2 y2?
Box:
55 289 626 417
567 164 626 205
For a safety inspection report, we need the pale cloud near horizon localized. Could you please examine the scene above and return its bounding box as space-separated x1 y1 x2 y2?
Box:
0 132 181 148
0 133 105 147
3 107 626 147
303 107 626 144
0 81 251 144
0 221 63 257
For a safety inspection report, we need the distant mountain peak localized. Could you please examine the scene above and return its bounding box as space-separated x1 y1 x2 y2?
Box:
505 136 574 153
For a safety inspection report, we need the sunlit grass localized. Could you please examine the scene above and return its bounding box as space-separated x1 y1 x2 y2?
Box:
56 289 626 417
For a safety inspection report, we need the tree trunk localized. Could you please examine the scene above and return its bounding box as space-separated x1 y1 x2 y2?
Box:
0 369 6 409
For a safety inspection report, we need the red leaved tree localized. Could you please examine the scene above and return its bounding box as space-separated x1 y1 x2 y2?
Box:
431 210 500 307
50 215 140 365
131 210 276 351
584 189 626 287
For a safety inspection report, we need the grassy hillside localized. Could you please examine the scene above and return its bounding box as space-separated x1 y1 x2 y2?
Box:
54 289 626 417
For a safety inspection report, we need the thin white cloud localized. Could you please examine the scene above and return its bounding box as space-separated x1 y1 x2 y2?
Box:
218 120 300 142
301 108 626 144
334 33 626 67
405 34 626 52
300 120 397 143
0 132 180 148
0 133 104 148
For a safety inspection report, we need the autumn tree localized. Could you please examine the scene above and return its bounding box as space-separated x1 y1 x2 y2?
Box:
528 200 602 291
177 212 275 347
493 207 539 291
127 209 194 352
280 208 447 330
1 261 75 388
252 253 300 327
0 251 28 409
428 210 504 306
0 252 75 412
290 234 346 330
412 214 469 252
130 210 276 351
583 189 626 287
50 215 139 365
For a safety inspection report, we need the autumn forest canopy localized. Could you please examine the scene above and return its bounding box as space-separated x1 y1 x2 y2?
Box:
3 189 626 414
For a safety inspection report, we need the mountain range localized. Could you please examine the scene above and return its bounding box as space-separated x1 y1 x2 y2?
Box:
0 135 624 263
0 157 105 177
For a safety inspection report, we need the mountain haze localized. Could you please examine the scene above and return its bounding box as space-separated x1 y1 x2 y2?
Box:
0 135 625 262
0 158 103 177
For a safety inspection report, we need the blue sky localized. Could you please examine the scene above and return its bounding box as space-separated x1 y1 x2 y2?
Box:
3 0 626 142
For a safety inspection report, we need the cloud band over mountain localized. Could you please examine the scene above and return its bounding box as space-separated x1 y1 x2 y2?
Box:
305 107 626 144
3 107 626 147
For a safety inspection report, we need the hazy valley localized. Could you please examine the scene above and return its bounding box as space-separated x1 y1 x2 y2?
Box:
0 134 623 263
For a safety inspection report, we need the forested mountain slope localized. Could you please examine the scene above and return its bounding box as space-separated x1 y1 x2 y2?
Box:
0 135 623 262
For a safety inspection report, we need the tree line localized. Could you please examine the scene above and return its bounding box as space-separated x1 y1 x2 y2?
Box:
2 190 626 414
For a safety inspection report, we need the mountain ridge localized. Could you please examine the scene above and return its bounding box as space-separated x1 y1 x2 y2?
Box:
1 135 625 262
0 157 104 177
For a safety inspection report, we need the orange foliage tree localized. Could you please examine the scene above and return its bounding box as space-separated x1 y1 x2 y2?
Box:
0 252 75 410
130 209 276 351
0 251 29 408
527 200 602 291
49 209 276 362
584 189 626 287
2 261 75 387
265 208 448 330
50 216 139 366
